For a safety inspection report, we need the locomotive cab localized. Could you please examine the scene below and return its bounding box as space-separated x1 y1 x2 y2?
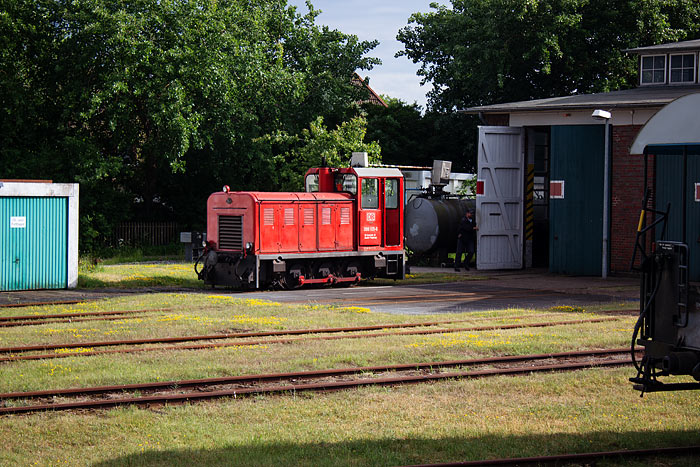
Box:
196 164 405 289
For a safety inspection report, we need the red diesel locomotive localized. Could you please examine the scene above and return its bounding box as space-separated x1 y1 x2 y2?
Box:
196 165 405 289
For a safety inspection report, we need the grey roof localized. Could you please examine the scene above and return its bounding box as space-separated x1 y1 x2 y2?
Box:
462 85 700 114
625 39 700 54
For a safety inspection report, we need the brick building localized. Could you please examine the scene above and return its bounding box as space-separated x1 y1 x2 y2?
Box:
463 39 700 275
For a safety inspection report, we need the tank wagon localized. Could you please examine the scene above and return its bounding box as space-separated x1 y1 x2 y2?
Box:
629 94 700 393
196 163 405 289
404 197 474 255
404 159 475 263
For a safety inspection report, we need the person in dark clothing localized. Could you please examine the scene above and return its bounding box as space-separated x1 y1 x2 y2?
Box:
455 209 477 271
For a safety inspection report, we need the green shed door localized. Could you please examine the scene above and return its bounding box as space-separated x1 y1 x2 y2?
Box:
656 153 700 281
1 197 68 291
549 125 605 275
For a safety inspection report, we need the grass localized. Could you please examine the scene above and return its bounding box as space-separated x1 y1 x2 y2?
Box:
88 244 185 265
77 260 486 289
2 292 698 465
78 263 204 288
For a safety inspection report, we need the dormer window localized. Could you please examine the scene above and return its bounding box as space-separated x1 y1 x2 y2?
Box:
670 53 696 83
641 55 666 84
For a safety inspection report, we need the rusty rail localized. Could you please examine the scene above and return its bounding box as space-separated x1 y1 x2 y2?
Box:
0 349 635 414
0 317 620 362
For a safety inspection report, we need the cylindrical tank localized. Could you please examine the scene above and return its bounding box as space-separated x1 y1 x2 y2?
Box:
404 197 475 254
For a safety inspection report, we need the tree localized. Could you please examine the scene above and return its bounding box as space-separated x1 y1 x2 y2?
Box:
261 116 381 191
398 0 700 111
0 0 380 249
363 97 477 172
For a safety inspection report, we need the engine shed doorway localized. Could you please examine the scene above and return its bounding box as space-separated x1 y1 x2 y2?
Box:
476 126 551 270
526 127 550 268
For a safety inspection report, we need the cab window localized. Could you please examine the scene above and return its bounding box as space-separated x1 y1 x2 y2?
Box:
335 174 357 195
305 174 319 192
385 179 398 209
361 178 378 209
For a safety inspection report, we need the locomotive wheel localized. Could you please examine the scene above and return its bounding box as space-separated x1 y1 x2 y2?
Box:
339 260 362 287
314 261 337 278
313 261 338 287
282 262 307 289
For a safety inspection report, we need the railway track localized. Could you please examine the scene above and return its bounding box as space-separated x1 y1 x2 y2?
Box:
407 445 700 466
0 308 173 327
0 348 636 415
0 300 86 309
0 307 637 329
0 317 620 362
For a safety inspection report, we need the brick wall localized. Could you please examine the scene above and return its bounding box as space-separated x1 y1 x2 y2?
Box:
610 125 654 273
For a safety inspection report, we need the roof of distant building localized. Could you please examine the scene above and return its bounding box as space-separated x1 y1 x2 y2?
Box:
352 72 388 107
625 39 700 54
462 85 700 114
463 38 700 114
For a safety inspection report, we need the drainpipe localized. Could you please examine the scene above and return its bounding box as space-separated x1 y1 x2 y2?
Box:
592 109 612 279
602 117 610 279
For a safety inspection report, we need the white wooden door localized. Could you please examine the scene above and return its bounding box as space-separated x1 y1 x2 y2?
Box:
476 126 524 269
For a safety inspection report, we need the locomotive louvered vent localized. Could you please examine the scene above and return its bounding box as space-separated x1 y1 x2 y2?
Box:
340 207 351 225
304 208 314 225
264 208 274 226
322 207 332 225
218 215 243 250
284 208 295 225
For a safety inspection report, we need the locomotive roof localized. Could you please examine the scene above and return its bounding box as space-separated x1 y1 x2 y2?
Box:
235 192 354 202
351 167 403 178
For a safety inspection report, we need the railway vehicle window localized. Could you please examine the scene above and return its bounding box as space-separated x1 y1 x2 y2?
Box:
385 179 398 209
361 178 378 209
335 174 357 194
305 174 319 192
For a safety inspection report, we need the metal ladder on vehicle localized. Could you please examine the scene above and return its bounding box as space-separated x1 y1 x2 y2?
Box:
673 243 690 328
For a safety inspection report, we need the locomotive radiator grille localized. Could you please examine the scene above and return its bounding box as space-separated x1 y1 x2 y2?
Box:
218 215 243 250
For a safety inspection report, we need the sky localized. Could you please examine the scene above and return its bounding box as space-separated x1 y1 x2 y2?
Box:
287 0 443 109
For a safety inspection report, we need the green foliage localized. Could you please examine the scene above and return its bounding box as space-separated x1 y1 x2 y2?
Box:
0 0 379 250
398 0 700 111
261 116 381 191
95 244 185 264
363 99 478 172
456 176 476 197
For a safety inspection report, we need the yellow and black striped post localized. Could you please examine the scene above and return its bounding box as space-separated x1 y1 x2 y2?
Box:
524 164 535 268
525 164 534 242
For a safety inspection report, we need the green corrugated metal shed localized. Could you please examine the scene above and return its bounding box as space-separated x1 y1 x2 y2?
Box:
549 125 606 275
0 182 79 291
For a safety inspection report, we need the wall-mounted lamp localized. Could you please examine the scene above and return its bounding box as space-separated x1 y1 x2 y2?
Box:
591 109 611 120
